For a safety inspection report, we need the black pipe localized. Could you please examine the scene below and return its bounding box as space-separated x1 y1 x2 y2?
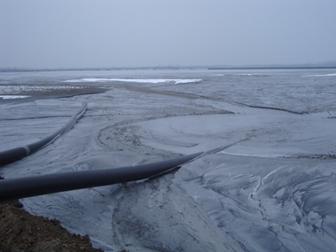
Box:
0 103 87 167
0 153 200 201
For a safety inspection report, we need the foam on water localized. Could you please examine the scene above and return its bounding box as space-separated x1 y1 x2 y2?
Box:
0 95 30 99
63 78 202 84
305 73 336 77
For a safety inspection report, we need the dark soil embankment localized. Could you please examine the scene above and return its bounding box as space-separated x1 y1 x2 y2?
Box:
0 201 102 252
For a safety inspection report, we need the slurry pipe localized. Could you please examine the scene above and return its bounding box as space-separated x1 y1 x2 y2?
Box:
0 153 200 201
0 103 87 167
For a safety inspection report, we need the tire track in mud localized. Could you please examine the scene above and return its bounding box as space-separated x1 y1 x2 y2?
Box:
95 83 235 155
0 115 71 121
96 110 233 154
111 174 236 252
232 101 307 115
105 133 254 250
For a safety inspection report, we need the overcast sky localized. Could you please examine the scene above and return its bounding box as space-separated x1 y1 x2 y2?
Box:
0 0 335 68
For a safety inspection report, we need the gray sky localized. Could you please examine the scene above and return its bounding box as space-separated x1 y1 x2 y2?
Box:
1 0 336 68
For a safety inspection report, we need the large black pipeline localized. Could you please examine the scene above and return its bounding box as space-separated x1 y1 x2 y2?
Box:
0 153 200 201
0 103 87 167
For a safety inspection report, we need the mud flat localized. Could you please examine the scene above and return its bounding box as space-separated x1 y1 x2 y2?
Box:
1 69 336 251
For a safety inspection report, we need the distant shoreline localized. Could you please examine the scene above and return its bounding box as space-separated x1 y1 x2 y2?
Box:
208 66 336 70
1 65 336 73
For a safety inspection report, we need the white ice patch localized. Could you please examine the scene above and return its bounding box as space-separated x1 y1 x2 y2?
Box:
305 73 336 77
63 78 202 85
0 95 30 99
212 73 268 77
237 73 264 76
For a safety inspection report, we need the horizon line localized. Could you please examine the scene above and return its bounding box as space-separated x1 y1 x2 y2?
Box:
1 63 336 73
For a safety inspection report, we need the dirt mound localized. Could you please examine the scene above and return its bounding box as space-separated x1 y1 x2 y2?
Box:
0 201 102 252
